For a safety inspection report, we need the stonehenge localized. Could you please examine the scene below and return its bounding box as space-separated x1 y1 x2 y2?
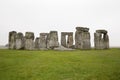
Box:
25 32 35 50
75 27 91 49
39 33 48 49
8 27 110 50
61 32 73 48
94 30 109 49
47 31 59 49
9 31 17 49
15 32 24 49
34 37 40 49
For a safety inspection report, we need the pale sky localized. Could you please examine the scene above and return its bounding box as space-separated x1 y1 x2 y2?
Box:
0 0 120 47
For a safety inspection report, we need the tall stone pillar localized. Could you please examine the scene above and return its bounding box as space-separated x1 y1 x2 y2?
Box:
61 33 66 47
9 31 17 49
16 32 24 49
35 37 40 49
94 30 109 49
67 33 73 48
61 32 73 48
47 31 59 49
75 27 91 49
25 32 34 50
39 33 48 49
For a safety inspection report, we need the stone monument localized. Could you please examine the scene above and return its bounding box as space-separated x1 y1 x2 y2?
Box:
39 33 48 49
94 30 109 49
75 27 91 49
47 31 59 49
61 32 73 48
34 37 40 49
25 32 34 50
9 31 17 49
16 32 24 49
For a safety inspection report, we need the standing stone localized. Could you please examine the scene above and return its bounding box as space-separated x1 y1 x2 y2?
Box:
67 34 73 48
61 33 66 47
47 31 59 49
61 32 73 48
25 32 34 50
39 33 48 49
75 27 91 49
94 30 109 49
16 32 24 49
34 37 40 49
9 31 17 49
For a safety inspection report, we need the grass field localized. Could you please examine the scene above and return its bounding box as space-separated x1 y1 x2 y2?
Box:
0 48 120 80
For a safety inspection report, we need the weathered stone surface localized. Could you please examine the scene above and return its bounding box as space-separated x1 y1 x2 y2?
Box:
94 30 109 49
25 32 34 50
47 31 59 49
61 33 66 47
16 32 24 49
96 30 107 34
54 45 75 51
8 27 110 51
9 31 17 49
76 27 89 32
75 27 91 49
34 37 40 49
61 32 73 48
25 32 34 40
39 33 48 49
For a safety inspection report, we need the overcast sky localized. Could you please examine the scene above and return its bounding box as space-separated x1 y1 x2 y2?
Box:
0 0 120 47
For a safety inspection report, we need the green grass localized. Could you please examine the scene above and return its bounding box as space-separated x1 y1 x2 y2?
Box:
0 48 120 80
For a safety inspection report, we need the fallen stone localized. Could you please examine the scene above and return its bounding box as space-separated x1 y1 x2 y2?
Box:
54 45 75 51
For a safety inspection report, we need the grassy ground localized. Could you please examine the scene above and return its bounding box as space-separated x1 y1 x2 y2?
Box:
0 48 120 80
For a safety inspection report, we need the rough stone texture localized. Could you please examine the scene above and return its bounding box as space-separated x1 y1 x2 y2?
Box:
54 45 75 51
34 37 40 49
76 27 89 32
16 32 24 49
25 32 34 40
61 32 73 48
94 30 109 49
25 32 35 50
75 27 91 49
39 33 48 49
47 31 59 49
9 31 17 49
96 30 107 34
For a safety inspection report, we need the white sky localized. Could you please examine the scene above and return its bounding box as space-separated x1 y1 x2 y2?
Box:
0 0 120 47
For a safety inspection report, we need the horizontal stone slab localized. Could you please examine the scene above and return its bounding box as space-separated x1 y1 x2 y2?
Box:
96 30 107 34
76 27 89 32
61 32 73 35
25 32 34 40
